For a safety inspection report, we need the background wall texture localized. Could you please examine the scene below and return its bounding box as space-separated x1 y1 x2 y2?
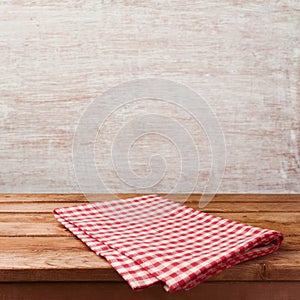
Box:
0 0 299 194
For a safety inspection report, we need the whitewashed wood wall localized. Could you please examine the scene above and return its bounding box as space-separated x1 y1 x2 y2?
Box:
0 0 299 193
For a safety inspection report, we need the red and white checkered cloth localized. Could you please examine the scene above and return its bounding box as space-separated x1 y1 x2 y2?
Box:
53 195 283 292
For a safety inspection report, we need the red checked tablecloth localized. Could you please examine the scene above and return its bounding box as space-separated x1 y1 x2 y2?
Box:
53 195 283 292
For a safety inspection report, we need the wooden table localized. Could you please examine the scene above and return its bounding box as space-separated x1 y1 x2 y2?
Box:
0 194 299 300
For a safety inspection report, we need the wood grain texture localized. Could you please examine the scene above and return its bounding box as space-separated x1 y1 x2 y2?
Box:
3 236 300 252
0 1 299 193
0 214 299 236
0 194 299 284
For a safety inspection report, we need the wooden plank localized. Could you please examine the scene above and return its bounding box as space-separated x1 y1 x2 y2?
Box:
0 194 87 203
0 201 299 212
0 202 85 213
0 250 298 282
0 212 298 225
0 237 89 251
0 222 69 236
0 194 299 203
212 212 300 224
176 194 300 203
0 221 298 237
0 234 298 252
279 235 300 251
0 212 298 236
0 282 299 300
202 202 299 212
0 250 112 271
0 213 55 222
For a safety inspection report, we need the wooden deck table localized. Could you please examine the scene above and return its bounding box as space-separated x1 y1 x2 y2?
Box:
0 194 299 300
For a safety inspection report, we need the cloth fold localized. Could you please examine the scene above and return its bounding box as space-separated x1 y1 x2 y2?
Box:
53 195 283 292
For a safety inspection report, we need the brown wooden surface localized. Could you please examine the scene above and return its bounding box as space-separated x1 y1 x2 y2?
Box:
0 282 299 300
0 194 299 299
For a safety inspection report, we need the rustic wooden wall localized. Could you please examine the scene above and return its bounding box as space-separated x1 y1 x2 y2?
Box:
0 1 299 193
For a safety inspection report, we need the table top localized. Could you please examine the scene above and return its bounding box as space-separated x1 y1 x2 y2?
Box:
0 194 299 283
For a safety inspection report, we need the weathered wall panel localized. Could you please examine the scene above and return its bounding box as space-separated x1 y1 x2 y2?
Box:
0 1 299 193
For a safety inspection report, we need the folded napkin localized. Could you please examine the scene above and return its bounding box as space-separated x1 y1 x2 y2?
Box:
53 195 283 292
